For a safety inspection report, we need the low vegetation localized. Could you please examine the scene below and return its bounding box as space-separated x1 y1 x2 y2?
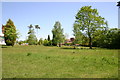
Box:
2 45 118 78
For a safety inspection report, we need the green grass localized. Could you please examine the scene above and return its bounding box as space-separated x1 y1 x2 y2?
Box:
2 45 119 78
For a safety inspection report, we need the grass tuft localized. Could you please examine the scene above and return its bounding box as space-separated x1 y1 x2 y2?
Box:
26 53 32 56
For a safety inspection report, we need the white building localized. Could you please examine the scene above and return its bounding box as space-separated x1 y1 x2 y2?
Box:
0 33 6 45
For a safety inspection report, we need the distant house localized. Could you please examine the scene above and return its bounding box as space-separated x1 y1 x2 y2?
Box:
65 38 75 45
65 39 72 44
0 34 6 45
65 38 82 46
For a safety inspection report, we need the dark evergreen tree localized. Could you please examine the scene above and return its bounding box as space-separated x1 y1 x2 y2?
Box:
4 19 17 46
48 35 50 41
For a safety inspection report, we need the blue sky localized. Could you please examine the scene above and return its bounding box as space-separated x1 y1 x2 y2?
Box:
1 2 118 41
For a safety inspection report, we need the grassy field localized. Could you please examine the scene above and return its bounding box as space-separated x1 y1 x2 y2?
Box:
2 45 118 78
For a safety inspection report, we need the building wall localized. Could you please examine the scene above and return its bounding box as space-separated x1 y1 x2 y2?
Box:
0 35 6 45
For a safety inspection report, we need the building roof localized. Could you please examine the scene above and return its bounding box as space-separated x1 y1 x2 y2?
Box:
117 1 120 6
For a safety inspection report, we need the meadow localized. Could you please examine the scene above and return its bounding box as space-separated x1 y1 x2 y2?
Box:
2 45 119 78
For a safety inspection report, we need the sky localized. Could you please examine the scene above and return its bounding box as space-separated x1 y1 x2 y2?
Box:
1 2 118 41
1 0 119 2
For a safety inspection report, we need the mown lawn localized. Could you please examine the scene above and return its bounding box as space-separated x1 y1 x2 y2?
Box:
2 45 118 78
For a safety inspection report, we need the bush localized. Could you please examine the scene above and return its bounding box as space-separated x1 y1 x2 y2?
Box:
65 43 72 46
18 41 24 45
92 28 120 49
38 38 43 45
27 34 37 45
48 40 52 46
43 39 49 46
43 40 52 46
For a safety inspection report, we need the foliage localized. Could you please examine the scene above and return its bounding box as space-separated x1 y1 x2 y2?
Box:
73 23 84 45
27 33 37 45
47 35 50 41
35 25 40 29
38 38 43 45
48 40 52 46
93 28 120 49
35 24 40 40
18 41 24 45
81 35 89 46
74 6 108 49
43 39 52 46
43 39 49 46
4 19 18 46
64 43 72 46
52 21 65 47
27 24 37 45
107 28 120 49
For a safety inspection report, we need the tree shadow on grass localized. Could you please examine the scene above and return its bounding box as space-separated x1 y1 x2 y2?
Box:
61 46 97 50
1 45 8 48
61 47 75 50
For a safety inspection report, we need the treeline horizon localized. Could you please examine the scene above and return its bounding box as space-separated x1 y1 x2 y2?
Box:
2 6 120 49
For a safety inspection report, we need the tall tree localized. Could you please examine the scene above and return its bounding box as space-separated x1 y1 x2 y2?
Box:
48 35 50 41
38 38 43 45
4 19 18 46
43 39 49 46
35 25 40 29
28 24 33 34
73 23 83 45
74 6 108 49
52 21 65 47
35 25 40 40
27 24 37 45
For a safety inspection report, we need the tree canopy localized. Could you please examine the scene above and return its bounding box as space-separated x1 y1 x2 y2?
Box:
48 35 50 41
27 24 37 45
52 21 65 47
74 6 108 49
4 19 18 46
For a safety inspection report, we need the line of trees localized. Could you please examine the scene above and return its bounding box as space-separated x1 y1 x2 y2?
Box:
2 6 120 49
92 28 120 49
25 21 65 46
17 21 65 47
73 6 120 49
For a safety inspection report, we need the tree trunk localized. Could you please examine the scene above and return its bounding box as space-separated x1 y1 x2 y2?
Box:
59 43 61 47
89 37 92 49
74 45 76 49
